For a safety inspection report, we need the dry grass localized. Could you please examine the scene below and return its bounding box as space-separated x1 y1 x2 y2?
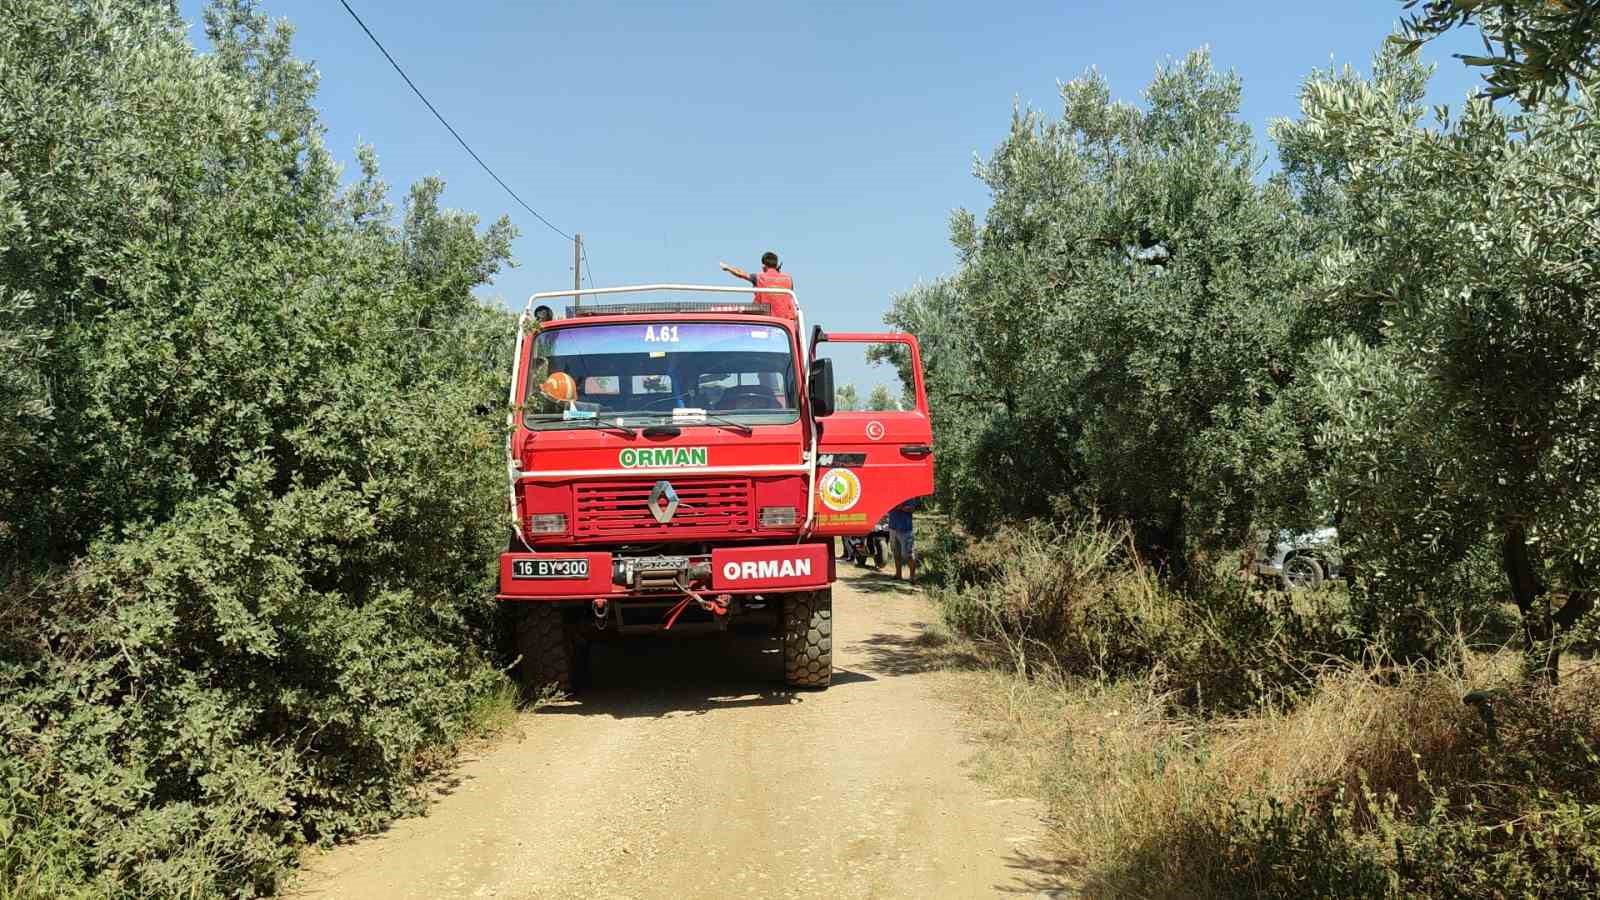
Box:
925 522 1600 894
1210 665 1476 819
930 519 1364 714
948 650 1600 898
949 667 1219 895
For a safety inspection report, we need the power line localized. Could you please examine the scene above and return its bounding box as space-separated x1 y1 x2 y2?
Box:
337 0 578 249
582 245 595 288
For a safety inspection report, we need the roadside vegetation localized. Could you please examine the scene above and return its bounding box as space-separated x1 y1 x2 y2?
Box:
5 0 1598 896
832 382 901 412
923 524 1598 896
887 4 1600 895
2 2 518 896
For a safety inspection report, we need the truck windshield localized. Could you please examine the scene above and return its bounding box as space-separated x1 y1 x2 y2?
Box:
523 321 799 429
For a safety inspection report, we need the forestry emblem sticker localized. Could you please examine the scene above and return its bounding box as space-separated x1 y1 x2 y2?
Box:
818 468 862 512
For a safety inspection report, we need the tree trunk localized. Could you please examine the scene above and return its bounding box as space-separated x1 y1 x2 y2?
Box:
1162 502 1191 589
1501 523 1557 683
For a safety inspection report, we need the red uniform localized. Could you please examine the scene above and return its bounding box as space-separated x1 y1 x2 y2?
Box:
753 268 796 319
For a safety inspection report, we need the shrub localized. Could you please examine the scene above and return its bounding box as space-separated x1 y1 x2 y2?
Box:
1 2 518 895
932 519 1359 712
1195 668 1600 898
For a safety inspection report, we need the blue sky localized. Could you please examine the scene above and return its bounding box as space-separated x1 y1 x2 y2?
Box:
179 1 1484 392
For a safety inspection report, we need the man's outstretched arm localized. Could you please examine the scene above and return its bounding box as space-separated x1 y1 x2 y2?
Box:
719 261 757 285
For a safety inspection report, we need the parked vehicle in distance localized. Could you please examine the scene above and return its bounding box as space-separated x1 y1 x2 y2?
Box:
1254 525 1343 592
838 515 891 569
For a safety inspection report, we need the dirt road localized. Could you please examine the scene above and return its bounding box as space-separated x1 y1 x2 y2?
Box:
293 572 1058 899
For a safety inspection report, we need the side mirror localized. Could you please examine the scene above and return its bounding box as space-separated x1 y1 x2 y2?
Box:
809 324 827 360
808 358 835 417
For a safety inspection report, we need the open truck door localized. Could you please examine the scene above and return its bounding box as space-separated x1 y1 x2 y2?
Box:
808 331 933 535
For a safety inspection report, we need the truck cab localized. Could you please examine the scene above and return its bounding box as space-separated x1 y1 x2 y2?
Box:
500 285 933 692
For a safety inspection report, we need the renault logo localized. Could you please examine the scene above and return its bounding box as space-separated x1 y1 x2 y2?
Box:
648 480 679 524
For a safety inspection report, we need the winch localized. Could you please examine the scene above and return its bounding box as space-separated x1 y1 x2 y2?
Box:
611 555 711 591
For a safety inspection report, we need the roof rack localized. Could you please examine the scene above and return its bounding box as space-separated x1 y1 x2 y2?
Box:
524 283 795 312
567 300 771 317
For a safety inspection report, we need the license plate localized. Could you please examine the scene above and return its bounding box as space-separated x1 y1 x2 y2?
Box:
512 558 590 580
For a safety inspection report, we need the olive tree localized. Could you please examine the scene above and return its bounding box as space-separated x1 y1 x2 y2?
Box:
890 50 1316 575
876 278 1028 529
1288 60 1600 677
1396 0 1600 104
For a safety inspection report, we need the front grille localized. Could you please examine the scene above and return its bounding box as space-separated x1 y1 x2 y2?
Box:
574 478 753 539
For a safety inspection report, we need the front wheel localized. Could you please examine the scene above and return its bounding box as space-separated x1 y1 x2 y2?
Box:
1281 555 1324 592
514 603 575 696
782 588 833 689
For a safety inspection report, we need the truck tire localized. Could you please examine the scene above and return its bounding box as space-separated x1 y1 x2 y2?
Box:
514 603 574 695
783 588 832 688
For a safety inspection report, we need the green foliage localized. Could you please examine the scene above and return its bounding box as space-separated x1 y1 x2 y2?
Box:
1283 53 1600 667
832 382 898 412
1395 0 1600 105
865 384 896 411
883 51 1318 576
1 1 517 895
834 382 861 411
1208 791 1393 898
902 3 1600 891
878 279 1035 531
1208 679 1600 898
895 32 1600 662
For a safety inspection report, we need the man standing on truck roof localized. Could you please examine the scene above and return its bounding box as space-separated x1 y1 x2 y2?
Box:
719 251 796 319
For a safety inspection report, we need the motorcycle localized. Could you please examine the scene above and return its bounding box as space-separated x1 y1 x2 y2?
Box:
838 516 890 570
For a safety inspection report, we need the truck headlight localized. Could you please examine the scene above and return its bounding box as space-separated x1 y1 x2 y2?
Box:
759 506 797 528
528 513 568 534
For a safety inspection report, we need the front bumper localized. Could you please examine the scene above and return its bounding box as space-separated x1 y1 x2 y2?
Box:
498 541 834 601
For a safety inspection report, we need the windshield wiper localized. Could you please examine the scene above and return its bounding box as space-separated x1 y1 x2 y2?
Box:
581 414 637 437
632 409 755 436
684 411 753 436
524 412 636 436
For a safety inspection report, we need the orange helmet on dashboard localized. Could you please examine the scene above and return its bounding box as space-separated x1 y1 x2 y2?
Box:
539 371 576 405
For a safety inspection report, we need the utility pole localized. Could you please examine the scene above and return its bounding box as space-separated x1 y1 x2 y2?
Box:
573 233 582 308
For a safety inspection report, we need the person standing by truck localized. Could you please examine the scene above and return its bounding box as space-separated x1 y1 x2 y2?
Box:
720 251 796 319
889 498 920 584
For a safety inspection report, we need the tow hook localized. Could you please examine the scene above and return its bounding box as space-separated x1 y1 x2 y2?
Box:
677 578 730 616
662 579 731 630
592 598 610 629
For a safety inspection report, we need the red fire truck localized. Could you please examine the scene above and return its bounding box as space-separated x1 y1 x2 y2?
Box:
500 284 933 691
